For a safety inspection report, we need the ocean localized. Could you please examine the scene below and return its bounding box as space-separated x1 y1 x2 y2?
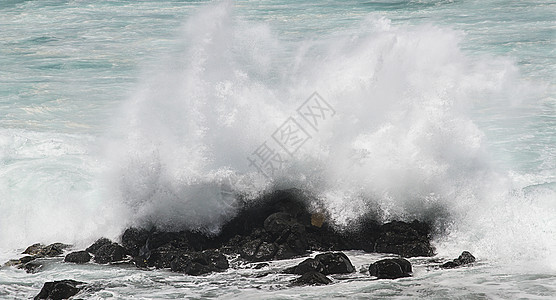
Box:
0 0 554 298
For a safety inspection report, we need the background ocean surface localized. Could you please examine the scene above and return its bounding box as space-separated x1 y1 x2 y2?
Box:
0 0 555 298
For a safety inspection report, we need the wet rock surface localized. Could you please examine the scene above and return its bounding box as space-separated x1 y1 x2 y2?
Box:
291 271 332 286
440 251 476 269
284 258 324 275
170 249 229 275
1 188 448 299
77 188 433 276
93 241 126 264
369 258 412 279
64 251 92 264
314 252 355 274
284 252 355 275
8 188 436 289
121 227 150 257
34 279 86 300
374 221 435 257
25 243 71 258
86 238 112 255
2 243 71 272
22 262 42 274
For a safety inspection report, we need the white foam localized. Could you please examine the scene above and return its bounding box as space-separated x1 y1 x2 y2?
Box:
1 2 553 268
0 129 125 249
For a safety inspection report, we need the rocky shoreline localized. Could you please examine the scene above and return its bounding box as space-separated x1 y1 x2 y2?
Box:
2 189 475 300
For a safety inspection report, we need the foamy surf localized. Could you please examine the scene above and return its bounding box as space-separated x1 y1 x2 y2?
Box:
0 0 554 298
99 2 554 267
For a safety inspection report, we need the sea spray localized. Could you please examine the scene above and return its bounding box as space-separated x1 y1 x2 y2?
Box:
100 2 555 268
0 1 552 269
0 130 125 249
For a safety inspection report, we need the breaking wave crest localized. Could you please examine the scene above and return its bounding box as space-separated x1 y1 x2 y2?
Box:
1 2 552 269
103 2 554 267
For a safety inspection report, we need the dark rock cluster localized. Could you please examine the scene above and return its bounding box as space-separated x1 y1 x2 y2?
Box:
373 221 435 257
284 252 356 285
64 251 91 264
440 251 476 269
62 237 126 265
292 271 332 286
284 252 355 275
0 188 473 298
3 243 71 273
89 239 126 264
23 243 69 257
72 189 434 276
369 258 412 279
34 279 85 300
169 249 229 275
59 189 434 278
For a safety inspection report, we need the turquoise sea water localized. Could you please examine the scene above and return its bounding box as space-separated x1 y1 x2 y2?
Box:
0 0 555 298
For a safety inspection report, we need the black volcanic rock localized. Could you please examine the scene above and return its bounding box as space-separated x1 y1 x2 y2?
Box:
93 243 126 264
291 271 332 286
217 189 314 241
284 252 354 275
22 262 42 274
40 243 70 257
369 258 412 279
264 212 298 235
457 251 475 264
220 191 316 262
305 225 354 252
284 258 325 274
34 279 86 300
0 188 439 284
253 241 278 261
3 243 70 269
274 244 298 260
22 242 70 258
121 227 150 257
441 251 476 269
239 238 263 260
107 188 435 275
64 251 91 264
140 243 182 269
236 223 306 262
85 238 127 264
145 231 186 252
170 249 228 275
4 189 438 278
23 243 44 255
86 238 112 255
280 223 309 255
217 189 434 259
314 252 355 275
374 221 434 257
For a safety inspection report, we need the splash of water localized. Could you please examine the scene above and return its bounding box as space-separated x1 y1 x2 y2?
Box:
1 2 552 268
101 2 555 267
